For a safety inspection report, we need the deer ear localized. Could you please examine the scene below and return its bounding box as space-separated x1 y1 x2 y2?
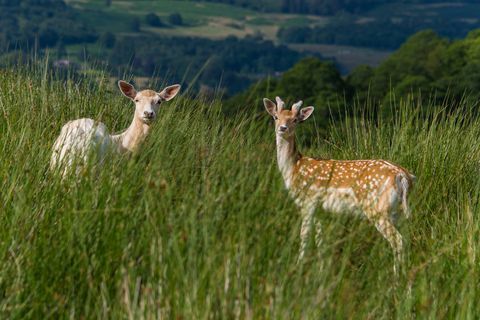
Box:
263 98 277 117
298 106 314 122
159 84 181 101
118 81 137 100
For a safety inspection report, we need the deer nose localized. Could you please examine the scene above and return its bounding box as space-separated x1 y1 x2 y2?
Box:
144 111 154 118
279 125 288 132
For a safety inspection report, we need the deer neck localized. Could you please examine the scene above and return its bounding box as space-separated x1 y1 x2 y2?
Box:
276 133 301 188
111 116 151 153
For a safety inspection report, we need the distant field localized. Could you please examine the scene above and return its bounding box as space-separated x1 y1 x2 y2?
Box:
66 0 327 40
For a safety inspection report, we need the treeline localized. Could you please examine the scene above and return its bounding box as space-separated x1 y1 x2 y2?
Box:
278 16 480 49
180 0 384 14
0 0 97 51
227 30 480 131
184 0 480 15
103 35 307 95
278 0 480 15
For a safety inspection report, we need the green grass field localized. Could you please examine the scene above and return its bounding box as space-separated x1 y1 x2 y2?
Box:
0 64 479 318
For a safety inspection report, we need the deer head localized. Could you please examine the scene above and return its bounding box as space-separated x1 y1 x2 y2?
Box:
118 80 181 125
263 96 314 137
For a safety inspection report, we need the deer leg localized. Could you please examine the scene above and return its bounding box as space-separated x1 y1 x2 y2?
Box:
372 216 404 275
298 206 315 263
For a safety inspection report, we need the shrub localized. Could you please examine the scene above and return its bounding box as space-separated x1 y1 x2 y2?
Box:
145 12 163 27
168 13 183 26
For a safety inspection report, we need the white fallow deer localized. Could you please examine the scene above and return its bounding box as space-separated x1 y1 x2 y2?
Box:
264 96 415 274
50 80 181 177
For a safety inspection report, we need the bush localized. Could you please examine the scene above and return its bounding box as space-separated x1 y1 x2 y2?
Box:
98 31 116 48
130 17 141 32
168 13 183 26
145 13 163 27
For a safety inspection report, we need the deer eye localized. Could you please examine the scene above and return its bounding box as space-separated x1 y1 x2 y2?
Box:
273 115 278 120
134 99 140 103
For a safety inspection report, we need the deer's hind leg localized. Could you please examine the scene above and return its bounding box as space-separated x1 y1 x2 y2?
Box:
365 208 404 275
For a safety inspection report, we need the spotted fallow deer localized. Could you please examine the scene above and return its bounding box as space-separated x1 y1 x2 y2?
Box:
264 96 415 274
50 80 181 177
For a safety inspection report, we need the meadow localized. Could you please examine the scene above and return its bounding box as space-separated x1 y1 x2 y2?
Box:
0 64 479 318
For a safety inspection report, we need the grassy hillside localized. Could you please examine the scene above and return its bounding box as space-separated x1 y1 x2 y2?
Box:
0 65 479 318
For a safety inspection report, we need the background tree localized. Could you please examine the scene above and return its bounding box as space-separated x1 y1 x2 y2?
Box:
98 31 116 48
145 13 163 27
55 41 67 59
168 13 183 26
130 17 141 32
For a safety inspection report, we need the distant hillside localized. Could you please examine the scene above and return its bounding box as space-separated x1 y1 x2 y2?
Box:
3 0 480 96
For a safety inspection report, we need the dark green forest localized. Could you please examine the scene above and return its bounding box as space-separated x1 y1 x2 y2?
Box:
189 0 480 14
277 17 480 50
0 0 97 49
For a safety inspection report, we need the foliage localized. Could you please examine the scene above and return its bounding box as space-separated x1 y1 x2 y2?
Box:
226 57 350 134
0 0 97 50
168 13 183 25
105 35 306 94
355 30 480 105
233 29 480 127
130 17 141 32
278 15 480 50
145 12 164 27
98 32 116 48
188 0 480 15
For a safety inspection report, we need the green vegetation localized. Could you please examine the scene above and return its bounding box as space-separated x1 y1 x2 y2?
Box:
0 0 97 50
1 61 479 318
145 12 164 27
231 29 480 129
349 29 480 105
277 2 480 49
168 13 183 26
3 0 480 96
226 58 348 134
102 35 304 94
193 0 480 16
0 0 318 95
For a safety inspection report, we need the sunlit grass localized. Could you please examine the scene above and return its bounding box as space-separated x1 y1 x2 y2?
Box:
0 65 479 318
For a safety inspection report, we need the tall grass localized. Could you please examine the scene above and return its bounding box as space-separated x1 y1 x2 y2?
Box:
0 65 479 319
